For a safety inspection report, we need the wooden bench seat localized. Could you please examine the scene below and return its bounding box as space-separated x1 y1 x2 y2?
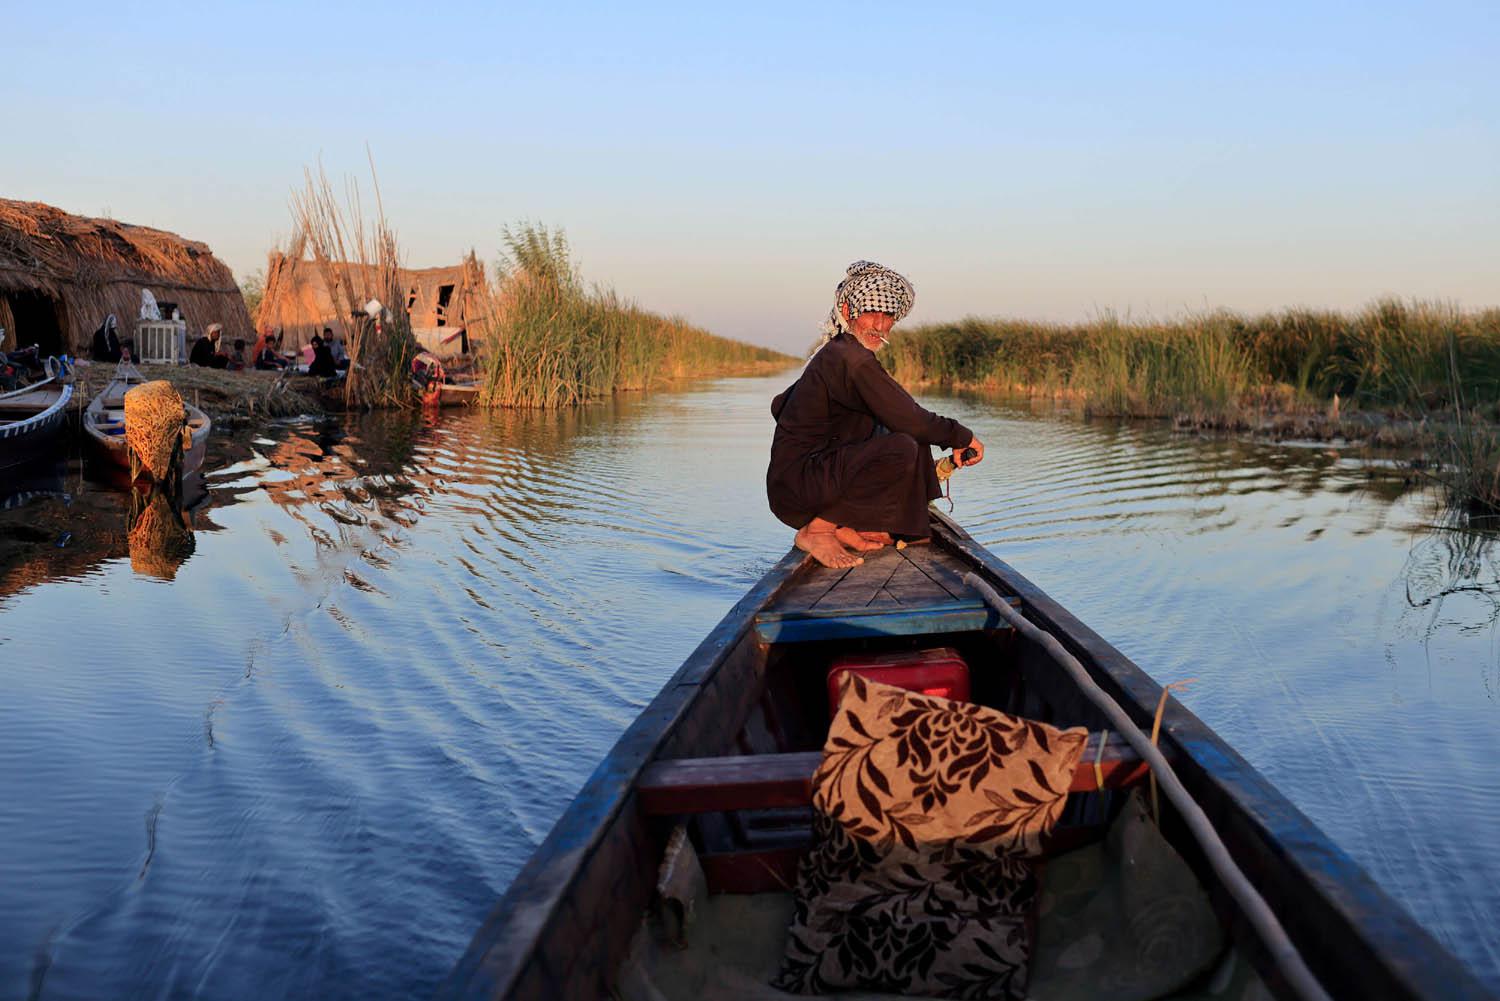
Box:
638 732 1152 816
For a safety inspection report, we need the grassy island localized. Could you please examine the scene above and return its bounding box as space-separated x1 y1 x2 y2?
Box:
883 300 1500 509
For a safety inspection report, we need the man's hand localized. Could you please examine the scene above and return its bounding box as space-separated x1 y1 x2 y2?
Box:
958 435 985 467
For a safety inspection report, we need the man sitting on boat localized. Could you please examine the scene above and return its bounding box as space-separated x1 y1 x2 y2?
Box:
766 261 984 569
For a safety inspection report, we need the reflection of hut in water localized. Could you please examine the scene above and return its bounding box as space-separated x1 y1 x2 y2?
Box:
0 199 253 357
256 250 486 357
127 489 195 580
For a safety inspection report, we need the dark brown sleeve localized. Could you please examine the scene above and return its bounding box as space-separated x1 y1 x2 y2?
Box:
847 355 973 448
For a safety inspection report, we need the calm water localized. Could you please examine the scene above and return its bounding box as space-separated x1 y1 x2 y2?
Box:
1 373 1496 999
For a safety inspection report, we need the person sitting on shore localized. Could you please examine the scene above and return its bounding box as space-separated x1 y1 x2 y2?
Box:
766 261 984 569
227 338 248 371
91 314 123 363
322 327 350 370
189 324 230 368
253 330 288 370
307 335 339 378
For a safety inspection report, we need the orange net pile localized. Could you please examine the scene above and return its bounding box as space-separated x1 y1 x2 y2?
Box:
123 381 191 481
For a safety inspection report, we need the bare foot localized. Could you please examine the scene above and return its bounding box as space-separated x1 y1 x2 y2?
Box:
795 526 864 568
835 526 886 552
858 531 894 545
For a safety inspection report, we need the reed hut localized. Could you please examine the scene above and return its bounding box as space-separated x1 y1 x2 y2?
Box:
256 250 486 354
0 199 253 357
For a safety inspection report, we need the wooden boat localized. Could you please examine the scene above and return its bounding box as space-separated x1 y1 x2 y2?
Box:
83 364 210 477
412 350 480 407
0 379 73 469
433 382 480 406
439 512 1491 1001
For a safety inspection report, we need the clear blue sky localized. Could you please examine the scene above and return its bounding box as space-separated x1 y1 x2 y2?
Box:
3 1 1496 352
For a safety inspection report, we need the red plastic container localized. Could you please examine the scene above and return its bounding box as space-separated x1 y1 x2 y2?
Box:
826 647 971 717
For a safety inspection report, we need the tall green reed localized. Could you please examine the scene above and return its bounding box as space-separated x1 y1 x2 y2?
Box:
474 223 792 408
884 299 1500 418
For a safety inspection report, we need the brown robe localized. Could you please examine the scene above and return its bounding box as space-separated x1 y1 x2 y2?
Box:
766 333 973 538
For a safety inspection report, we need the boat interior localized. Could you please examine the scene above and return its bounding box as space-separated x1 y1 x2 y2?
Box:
613 539 1259 1000
90 376 208 442
0 387 61 417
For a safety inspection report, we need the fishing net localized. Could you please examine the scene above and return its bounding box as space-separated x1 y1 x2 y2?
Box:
123 381 192 481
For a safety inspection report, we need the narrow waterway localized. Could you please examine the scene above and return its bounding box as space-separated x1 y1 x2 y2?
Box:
0 373 1495 998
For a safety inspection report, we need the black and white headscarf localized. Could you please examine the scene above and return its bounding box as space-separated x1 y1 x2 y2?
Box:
820 260 915 345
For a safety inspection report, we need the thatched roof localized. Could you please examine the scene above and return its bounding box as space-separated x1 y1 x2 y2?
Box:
256 250 486 350
0 198 253 355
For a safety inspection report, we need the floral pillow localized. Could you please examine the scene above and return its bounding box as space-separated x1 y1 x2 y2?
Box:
774 673 1088 999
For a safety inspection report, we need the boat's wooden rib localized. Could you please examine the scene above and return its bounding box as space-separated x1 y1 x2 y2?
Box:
438 512 1494 1001
637 734 1152 816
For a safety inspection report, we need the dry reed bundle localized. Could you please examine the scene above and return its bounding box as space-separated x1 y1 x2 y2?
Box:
124 381 191 482
289 158 416 409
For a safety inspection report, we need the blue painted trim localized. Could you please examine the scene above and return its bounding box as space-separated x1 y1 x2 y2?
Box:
753 598 1014 643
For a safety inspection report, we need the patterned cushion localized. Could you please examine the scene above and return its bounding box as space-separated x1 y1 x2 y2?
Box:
775 674 1089 998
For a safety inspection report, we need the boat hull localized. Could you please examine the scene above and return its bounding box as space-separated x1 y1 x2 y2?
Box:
439 512 1493 1001
84 375 210 478
0 384 73 469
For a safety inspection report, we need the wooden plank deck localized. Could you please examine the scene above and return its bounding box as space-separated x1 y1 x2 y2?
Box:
774 543 971 611
755 544 1014 643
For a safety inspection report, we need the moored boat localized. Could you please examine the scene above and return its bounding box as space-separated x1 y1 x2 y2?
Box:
412 350 480 406
0 377 73 469
434 382 480 406
439 511 1493 1001
83 363 210 477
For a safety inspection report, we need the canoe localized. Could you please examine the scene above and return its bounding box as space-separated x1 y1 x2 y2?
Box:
412 350 480 406
439 511 1491 1001
83 365 210 478
435 382 480 406
0 380 73 469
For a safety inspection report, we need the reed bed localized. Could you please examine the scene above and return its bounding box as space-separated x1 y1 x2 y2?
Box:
1420 341 1500 513
883 300 1500 422
473 224 791 408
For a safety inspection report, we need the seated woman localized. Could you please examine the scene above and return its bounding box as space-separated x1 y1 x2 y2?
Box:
767 261 983 569
91 314 123 363
189 324 230 368
306 335 339 378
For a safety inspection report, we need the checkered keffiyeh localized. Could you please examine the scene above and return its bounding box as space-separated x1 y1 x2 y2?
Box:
822 261 915 340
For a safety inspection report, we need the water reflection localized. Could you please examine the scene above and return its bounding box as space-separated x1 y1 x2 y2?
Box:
125 487 195 581
1397 516 1500 699
0 378 1496 997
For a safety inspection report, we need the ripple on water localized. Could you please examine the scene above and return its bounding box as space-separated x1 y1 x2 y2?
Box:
0 382 1496 997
